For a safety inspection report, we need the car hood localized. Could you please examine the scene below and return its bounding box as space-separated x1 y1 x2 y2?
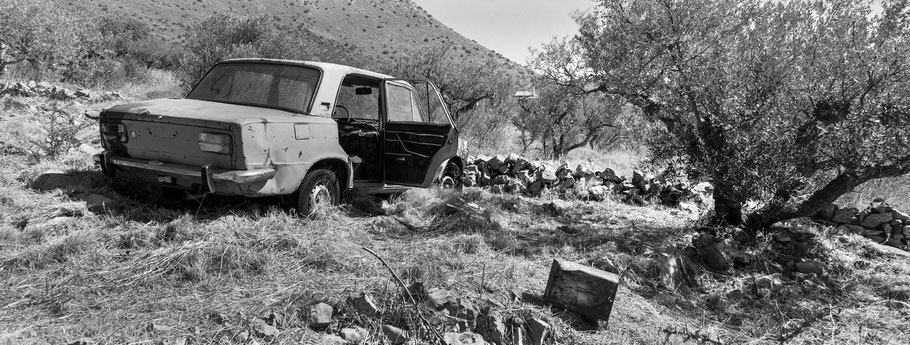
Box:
102 98 322 129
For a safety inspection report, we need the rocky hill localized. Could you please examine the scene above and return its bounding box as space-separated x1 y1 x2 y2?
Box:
52 0 517 66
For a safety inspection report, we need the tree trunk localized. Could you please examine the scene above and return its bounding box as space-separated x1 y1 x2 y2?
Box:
744 171 869 229
710 180 744 226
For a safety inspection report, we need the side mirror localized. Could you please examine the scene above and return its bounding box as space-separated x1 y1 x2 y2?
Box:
355 87 373 95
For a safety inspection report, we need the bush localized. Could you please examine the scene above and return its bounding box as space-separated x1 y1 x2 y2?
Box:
177 13 312 90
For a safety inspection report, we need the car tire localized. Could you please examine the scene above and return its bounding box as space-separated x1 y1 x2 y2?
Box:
439 162 463 190
289 169 340 217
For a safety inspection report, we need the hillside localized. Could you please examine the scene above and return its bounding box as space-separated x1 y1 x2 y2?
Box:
52 0 518 67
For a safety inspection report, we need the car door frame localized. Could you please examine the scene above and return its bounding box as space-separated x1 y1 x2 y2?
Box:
380 78 459 187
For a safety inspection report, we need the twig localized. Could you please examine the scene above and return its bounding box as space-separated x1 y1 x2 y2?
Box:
361 246 445 344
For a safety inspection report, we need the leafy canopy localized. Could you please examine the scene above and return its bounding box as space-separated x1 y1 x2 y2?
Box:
569 0 910 228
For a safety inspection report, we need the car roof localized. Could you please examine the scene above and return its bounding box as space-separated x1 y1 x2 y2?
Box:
219 58 394 80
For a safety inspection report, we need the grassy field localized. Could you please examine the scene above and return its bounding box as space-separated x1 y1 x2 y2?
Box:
2 82 910 344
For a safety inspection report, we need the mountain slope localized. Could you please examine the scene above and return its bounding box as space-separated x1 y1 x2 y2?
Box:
52 0 517 67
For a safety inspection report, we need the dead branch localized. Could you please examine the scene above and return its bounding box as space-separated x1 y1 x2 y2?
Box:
361 246 445 344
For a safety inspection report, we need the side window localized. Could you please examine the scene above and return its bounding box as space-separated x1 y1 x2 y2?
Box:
336 75 381 120
387 84 424 122
413 82 450 125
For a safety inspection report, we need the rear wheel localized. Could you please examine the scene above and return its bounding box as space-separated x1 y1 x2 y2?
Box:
439 162 462 190
288 169 340 217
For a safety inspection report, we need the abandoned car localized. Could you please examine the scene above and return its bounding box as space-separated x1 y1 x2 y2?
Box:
94 59 463 215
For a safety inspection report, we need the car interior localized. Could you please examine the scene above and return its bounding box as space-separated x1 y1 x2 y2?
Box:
333 74 383 181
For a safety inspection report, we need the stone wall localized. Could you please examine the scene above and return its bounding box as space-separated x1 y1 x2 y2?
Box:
462 154 711 207
814 199 909 249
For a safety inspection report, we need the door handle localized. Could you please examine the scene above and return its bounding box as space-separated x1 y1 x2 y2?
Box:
395 157 406 162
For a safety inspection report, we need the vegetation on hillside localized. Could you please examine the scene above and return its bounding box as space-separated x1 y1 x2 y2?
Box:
530 0 910 233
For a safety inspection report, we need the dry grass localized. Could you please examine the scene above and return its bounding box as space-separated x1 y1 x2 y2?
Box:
2 88 910 344
838 176 910 211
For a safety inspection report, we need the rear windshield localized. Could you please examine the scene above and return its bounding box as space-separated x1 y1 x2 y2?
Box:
187 63 321 114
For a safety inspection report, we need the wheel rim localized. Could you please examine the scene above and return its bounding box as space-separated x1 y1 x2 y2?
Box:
309 180 332 208
440 176 456 189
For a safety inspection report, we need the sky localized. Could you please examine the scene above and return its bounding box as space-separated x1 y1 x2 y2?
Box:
410 0 593 65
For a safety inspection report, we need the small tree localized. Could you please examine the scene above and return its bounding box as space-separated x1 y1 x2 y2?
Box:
0 0 85 78
571 0 910 232
178 13 312 90
519 38 625 158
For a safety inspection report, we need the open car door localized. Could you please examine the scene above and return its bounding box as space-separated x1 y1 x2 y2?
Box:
382 79 458 187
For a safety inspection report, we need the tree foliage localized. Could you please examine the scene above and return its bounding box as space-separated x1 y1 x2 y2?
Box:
0 0 86 78
520 38 626 158
567 0 910 230
178 13 315 90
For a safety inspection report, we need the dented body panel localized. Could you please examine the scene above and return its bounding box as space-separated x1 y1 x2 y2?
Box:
96 59 458 198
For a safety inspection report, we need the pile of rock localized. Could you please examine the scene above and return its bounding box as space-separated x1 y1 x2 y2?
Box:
814 199 909 250
253 286 557 345
0 80 121 101
462 154 706 207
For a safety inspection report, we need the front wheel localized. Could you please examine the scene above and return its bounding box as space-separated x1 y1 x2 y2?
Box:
288 169 340 217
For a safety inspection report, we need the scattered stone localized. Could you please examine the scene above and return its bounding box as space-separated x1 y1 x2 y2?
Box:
702 242 731 270
348 292 380 316
322 335 347 345
67 339 95 345
772 232 792 243
792 261 825 277
832 208 858 224
445 298 480 324
864 229 886 237
427 288 455 309
249 319 279 341
340 327 369 343
861 213 893 229
816 203 838 220
31 170 78 190
491 175 511 185
527 318 550 345
147 322 173 333
308 303 333 328
836 224 865 235
382 325 409 345
543 259 619 321
443 332 488 345
477 311 507 345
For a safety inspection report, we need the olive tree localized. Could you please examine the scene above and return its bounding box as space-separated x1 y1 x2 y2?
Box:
0 0 85 78
178 13 314 90
518 38 626 158
570 0 910 231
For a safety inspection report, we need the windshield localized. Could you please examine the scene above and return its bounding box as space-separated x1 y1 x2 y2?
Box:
187 63 321 114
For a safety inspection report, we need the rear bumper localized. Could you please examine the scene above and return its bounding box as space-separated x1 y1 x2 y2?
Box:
94 153 276 194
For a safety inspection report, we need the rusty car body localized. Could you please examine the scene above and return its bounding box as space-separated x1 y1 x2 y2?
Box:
94 59 462 214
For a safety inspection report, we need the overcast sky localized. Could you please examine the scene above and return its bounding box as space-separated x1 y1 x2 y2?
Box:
410 0 593 65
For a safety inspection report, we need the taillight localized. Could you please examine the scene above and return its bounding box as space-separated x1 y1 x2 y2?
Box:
198 133 232 154
100 123 127 147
